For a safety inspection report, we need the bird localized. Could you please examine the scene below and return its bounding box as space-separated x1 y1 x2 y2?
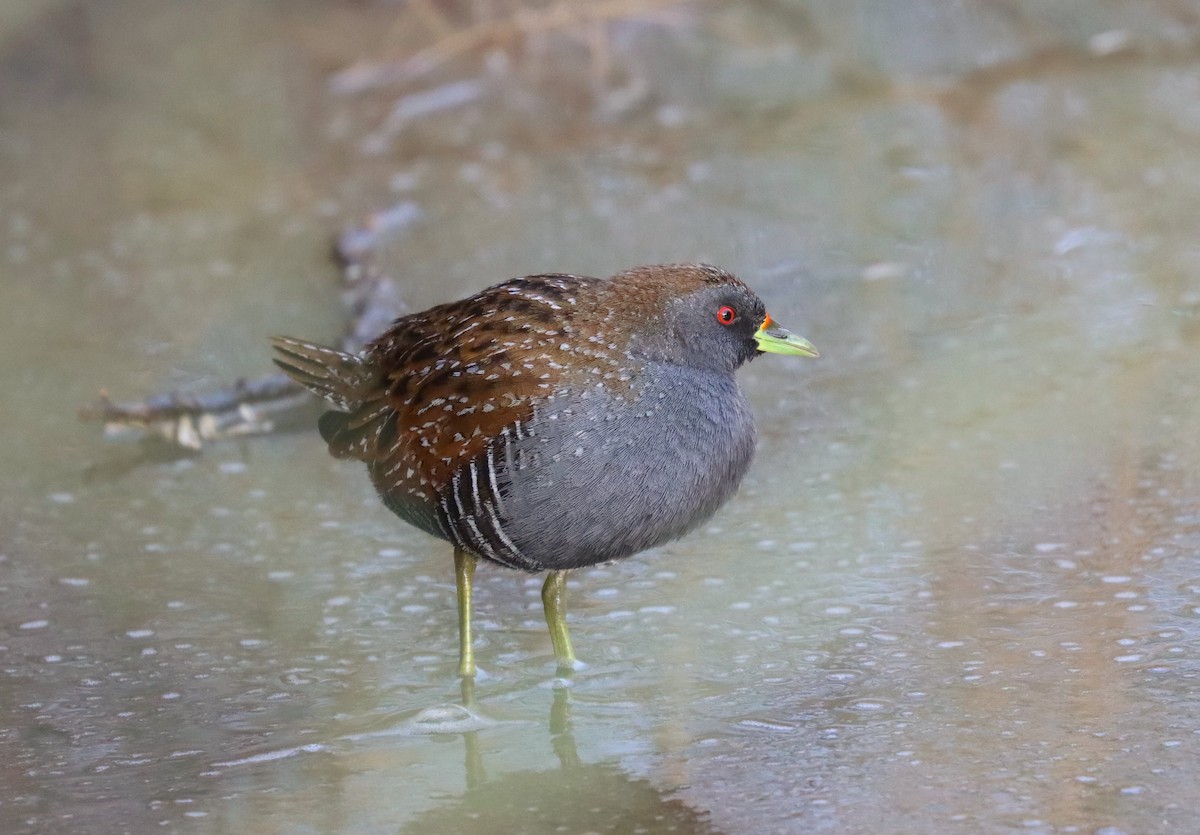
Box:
271 263 817 677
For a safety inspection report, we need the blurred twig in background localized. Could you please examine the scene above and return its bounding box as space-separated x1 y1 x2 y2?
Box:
330 0 698 95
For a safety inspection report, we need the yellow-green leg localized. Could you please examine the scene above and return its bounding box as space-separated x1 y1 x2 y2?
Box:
541 570 577 670
454 548 478 678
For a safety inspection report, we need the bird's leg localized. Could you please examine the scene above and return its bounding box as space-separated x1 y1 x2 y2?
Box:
454 548 478 678
541 570 577 671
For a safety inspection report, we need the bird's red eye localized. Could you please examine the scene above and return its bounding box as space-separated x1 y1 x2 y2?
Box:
717 305 737 325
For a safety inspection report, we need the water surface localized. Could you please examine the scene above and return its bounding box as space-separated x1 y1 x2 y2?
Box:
2 1 1199 832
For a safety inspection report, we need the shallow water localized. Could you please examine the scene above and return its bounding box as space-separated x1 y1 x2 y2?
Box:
2 1 1200 832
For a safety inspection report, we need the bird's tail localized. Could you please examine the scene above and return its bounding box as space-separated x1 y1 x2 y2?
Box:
271 336 397 460
270 336 375 412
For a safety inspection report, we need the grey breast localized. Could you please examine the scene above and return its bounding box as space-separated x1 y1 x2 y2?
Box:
463 362 758 572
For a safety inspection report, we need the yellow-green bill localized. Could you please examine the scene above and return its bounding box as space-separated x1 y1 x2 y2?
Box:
754 314 819 357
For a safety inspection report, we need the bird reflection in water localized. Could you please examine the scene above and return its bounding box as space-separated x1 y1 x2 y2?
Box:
408 677 718 834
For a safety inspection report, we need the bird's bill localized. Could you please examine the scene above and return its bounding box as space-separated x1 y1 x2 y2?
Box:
754 314 819 357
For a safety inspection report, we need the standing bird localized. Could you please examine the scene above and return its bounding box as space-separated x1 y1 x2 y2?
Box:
272 264 817 677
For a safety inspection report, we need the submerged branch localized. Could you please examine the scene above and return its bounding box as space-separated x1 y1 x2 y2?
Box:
79 202 417 451
80 375 310 450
